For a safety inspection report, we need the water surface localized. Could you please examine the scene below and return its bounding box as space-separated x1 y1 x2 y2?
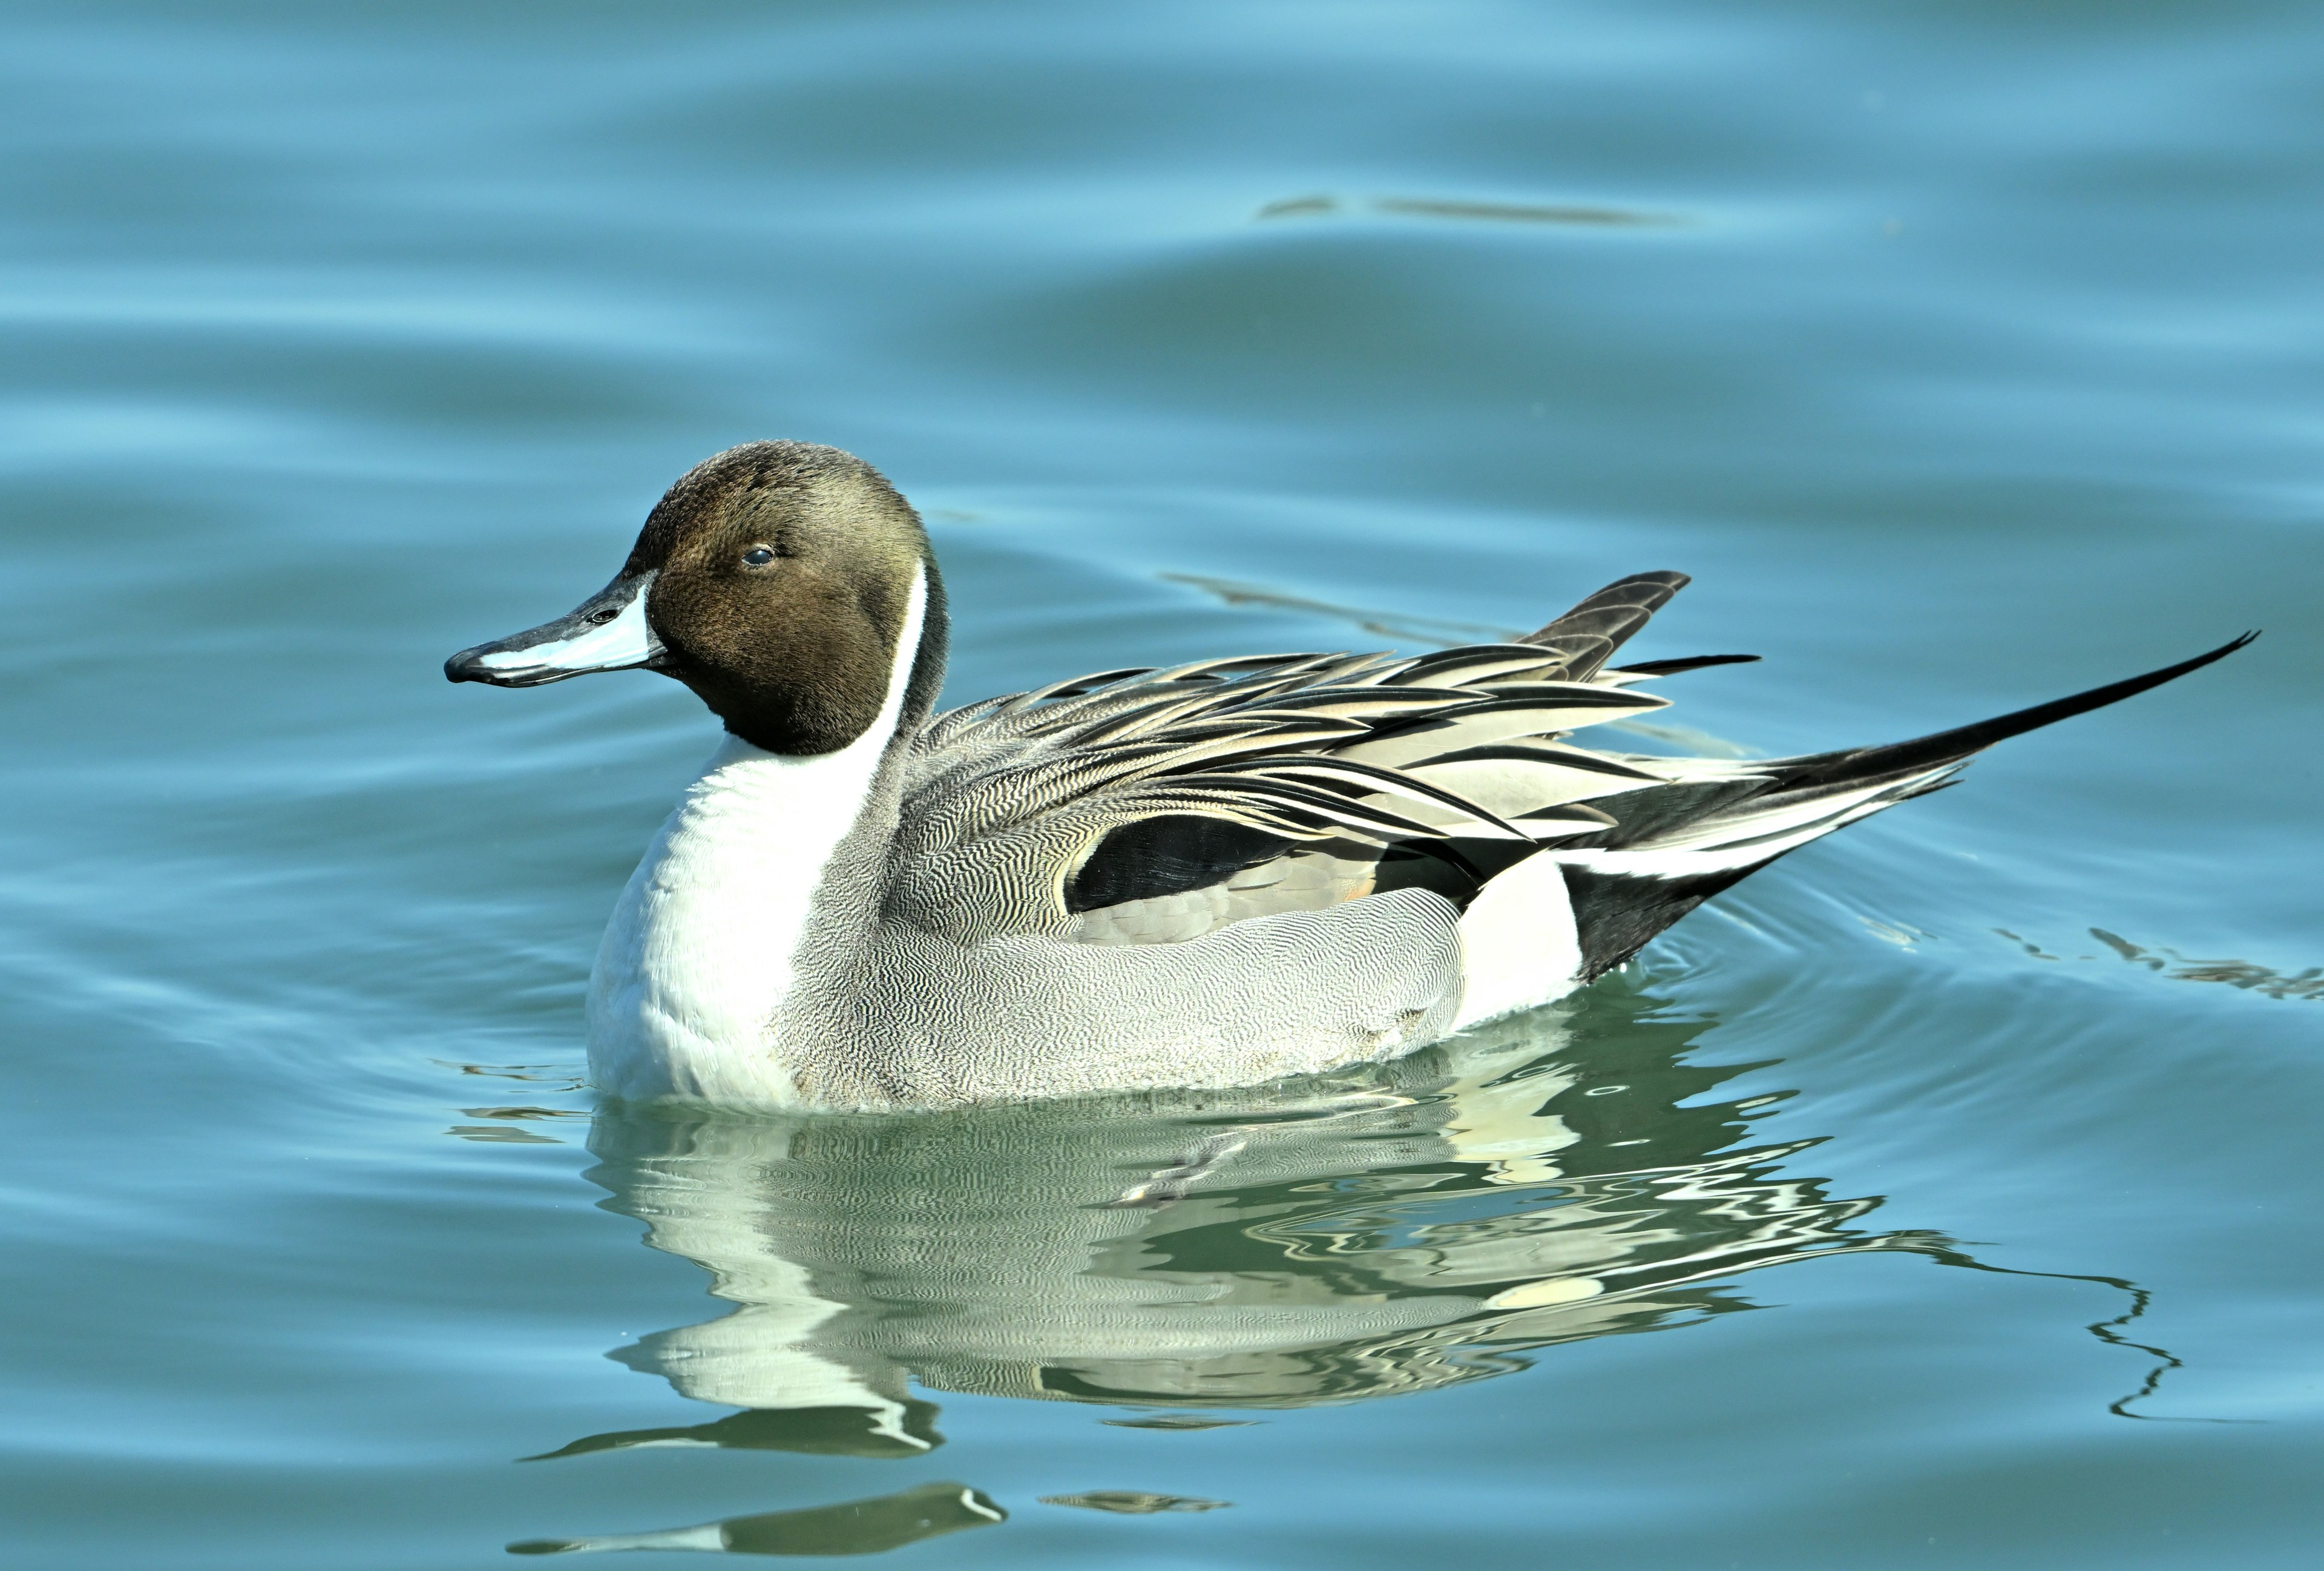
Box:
4 2 2322 1567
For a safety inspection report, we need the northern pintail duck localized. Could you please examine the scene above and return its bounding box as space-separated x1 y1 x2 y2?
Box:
447 441 2248 1108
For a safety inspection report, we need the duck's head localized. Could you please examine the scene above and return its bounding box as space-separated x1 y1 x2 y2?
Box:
446 441 947 756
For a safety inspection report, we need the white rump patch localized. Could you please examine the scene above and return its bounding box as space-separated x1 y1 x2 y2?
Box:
1451 850 1583 1029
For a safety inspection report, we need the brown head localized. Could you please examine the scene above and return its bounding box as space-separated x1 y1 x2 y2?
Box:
446 442 948 756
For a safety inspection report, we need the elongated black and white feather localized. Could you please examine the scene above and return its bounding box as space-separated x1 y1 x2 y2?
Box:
1548 631 2259 978
896 565 2248 995
893 573 1718 946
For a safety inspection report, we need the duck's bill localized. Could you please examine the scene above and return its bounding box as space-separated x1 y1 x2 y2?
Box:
445 570 665 687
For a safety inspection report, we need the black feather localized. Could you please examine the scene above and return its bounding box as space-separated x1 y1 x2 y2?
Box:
1520 571 1690 676
1562 862 1758 980
1771 633 2257 791
1617 654 1762 676
1066 816 1293 912
1563 777 1770 850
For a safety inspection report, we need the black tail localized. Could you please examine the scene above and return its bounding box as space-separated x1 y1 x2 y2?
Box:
1560 633 2257 979
1772 633 2257 793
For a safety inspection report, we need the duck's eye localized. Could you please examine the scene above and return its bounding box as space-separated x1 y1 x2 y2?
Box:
741 545 776 567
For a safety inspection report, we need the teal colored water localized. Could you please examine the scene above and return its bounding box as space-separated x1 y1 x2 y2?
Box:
4 2 2320 1566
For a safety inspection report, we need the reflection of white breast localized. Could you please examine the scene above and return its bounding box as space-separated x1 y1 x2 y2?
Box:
616 1119 926 1447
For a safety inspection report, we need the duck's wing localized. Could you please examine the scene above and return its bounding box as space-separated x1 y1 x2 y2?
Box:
892 573 1753 946
897 562 2251 973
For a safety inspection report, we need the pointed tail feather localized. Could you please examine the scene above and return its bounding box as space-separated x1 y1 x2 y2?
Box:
1615 653 1762 677
1519 570 1690 677
1554 633 2256 979
1773 633 2257 792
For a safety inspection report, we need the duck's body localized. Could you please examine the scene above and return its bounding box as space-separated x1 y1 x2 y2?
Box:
449 441 2247 1110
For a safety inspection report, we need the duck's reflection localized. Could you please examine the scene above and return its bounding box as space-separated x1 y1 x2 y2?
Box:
563 993 1942 1446
515 995 2205 1555
507 1482 1002 1557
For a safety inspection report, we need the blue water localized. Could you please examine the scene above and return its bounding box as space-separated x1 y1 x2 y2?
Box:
4 2 2322 1566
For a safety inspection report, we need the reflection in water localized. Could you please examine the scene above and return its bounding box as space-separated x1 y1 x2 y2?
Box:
524 992 2199 1554
2090 928 2324 1002
1099 1414 1256 1429
570 996 1936 1436
507 1483 1002 1557
1372 195 1675 226
1039 1492 1230 1513
451 1124 562 1144
1994 927 2324 1001
453 1105 590 1144
522 1400 945 1462
1158 571 1520 648
1254 193 1678 226
438 1061 591 1089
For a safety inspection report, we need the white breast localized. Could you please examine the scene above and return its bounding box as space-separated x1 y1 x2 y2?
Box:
586 571 927 1105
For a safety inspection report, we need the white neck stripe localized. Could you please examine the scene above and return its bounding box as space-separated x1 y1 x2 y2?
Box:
586 567 927 1105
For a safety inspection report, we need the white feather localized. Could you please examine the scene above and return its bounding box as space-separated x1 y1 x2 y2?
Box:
587 569 927 1106
1451 850 1584 1029
536 1523 727 1553
1554 797 1902 881
1637 779 1903 853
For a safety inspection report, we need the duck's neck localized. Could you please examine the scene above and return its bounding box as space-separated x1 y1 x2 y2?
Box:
587 571 933 1105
